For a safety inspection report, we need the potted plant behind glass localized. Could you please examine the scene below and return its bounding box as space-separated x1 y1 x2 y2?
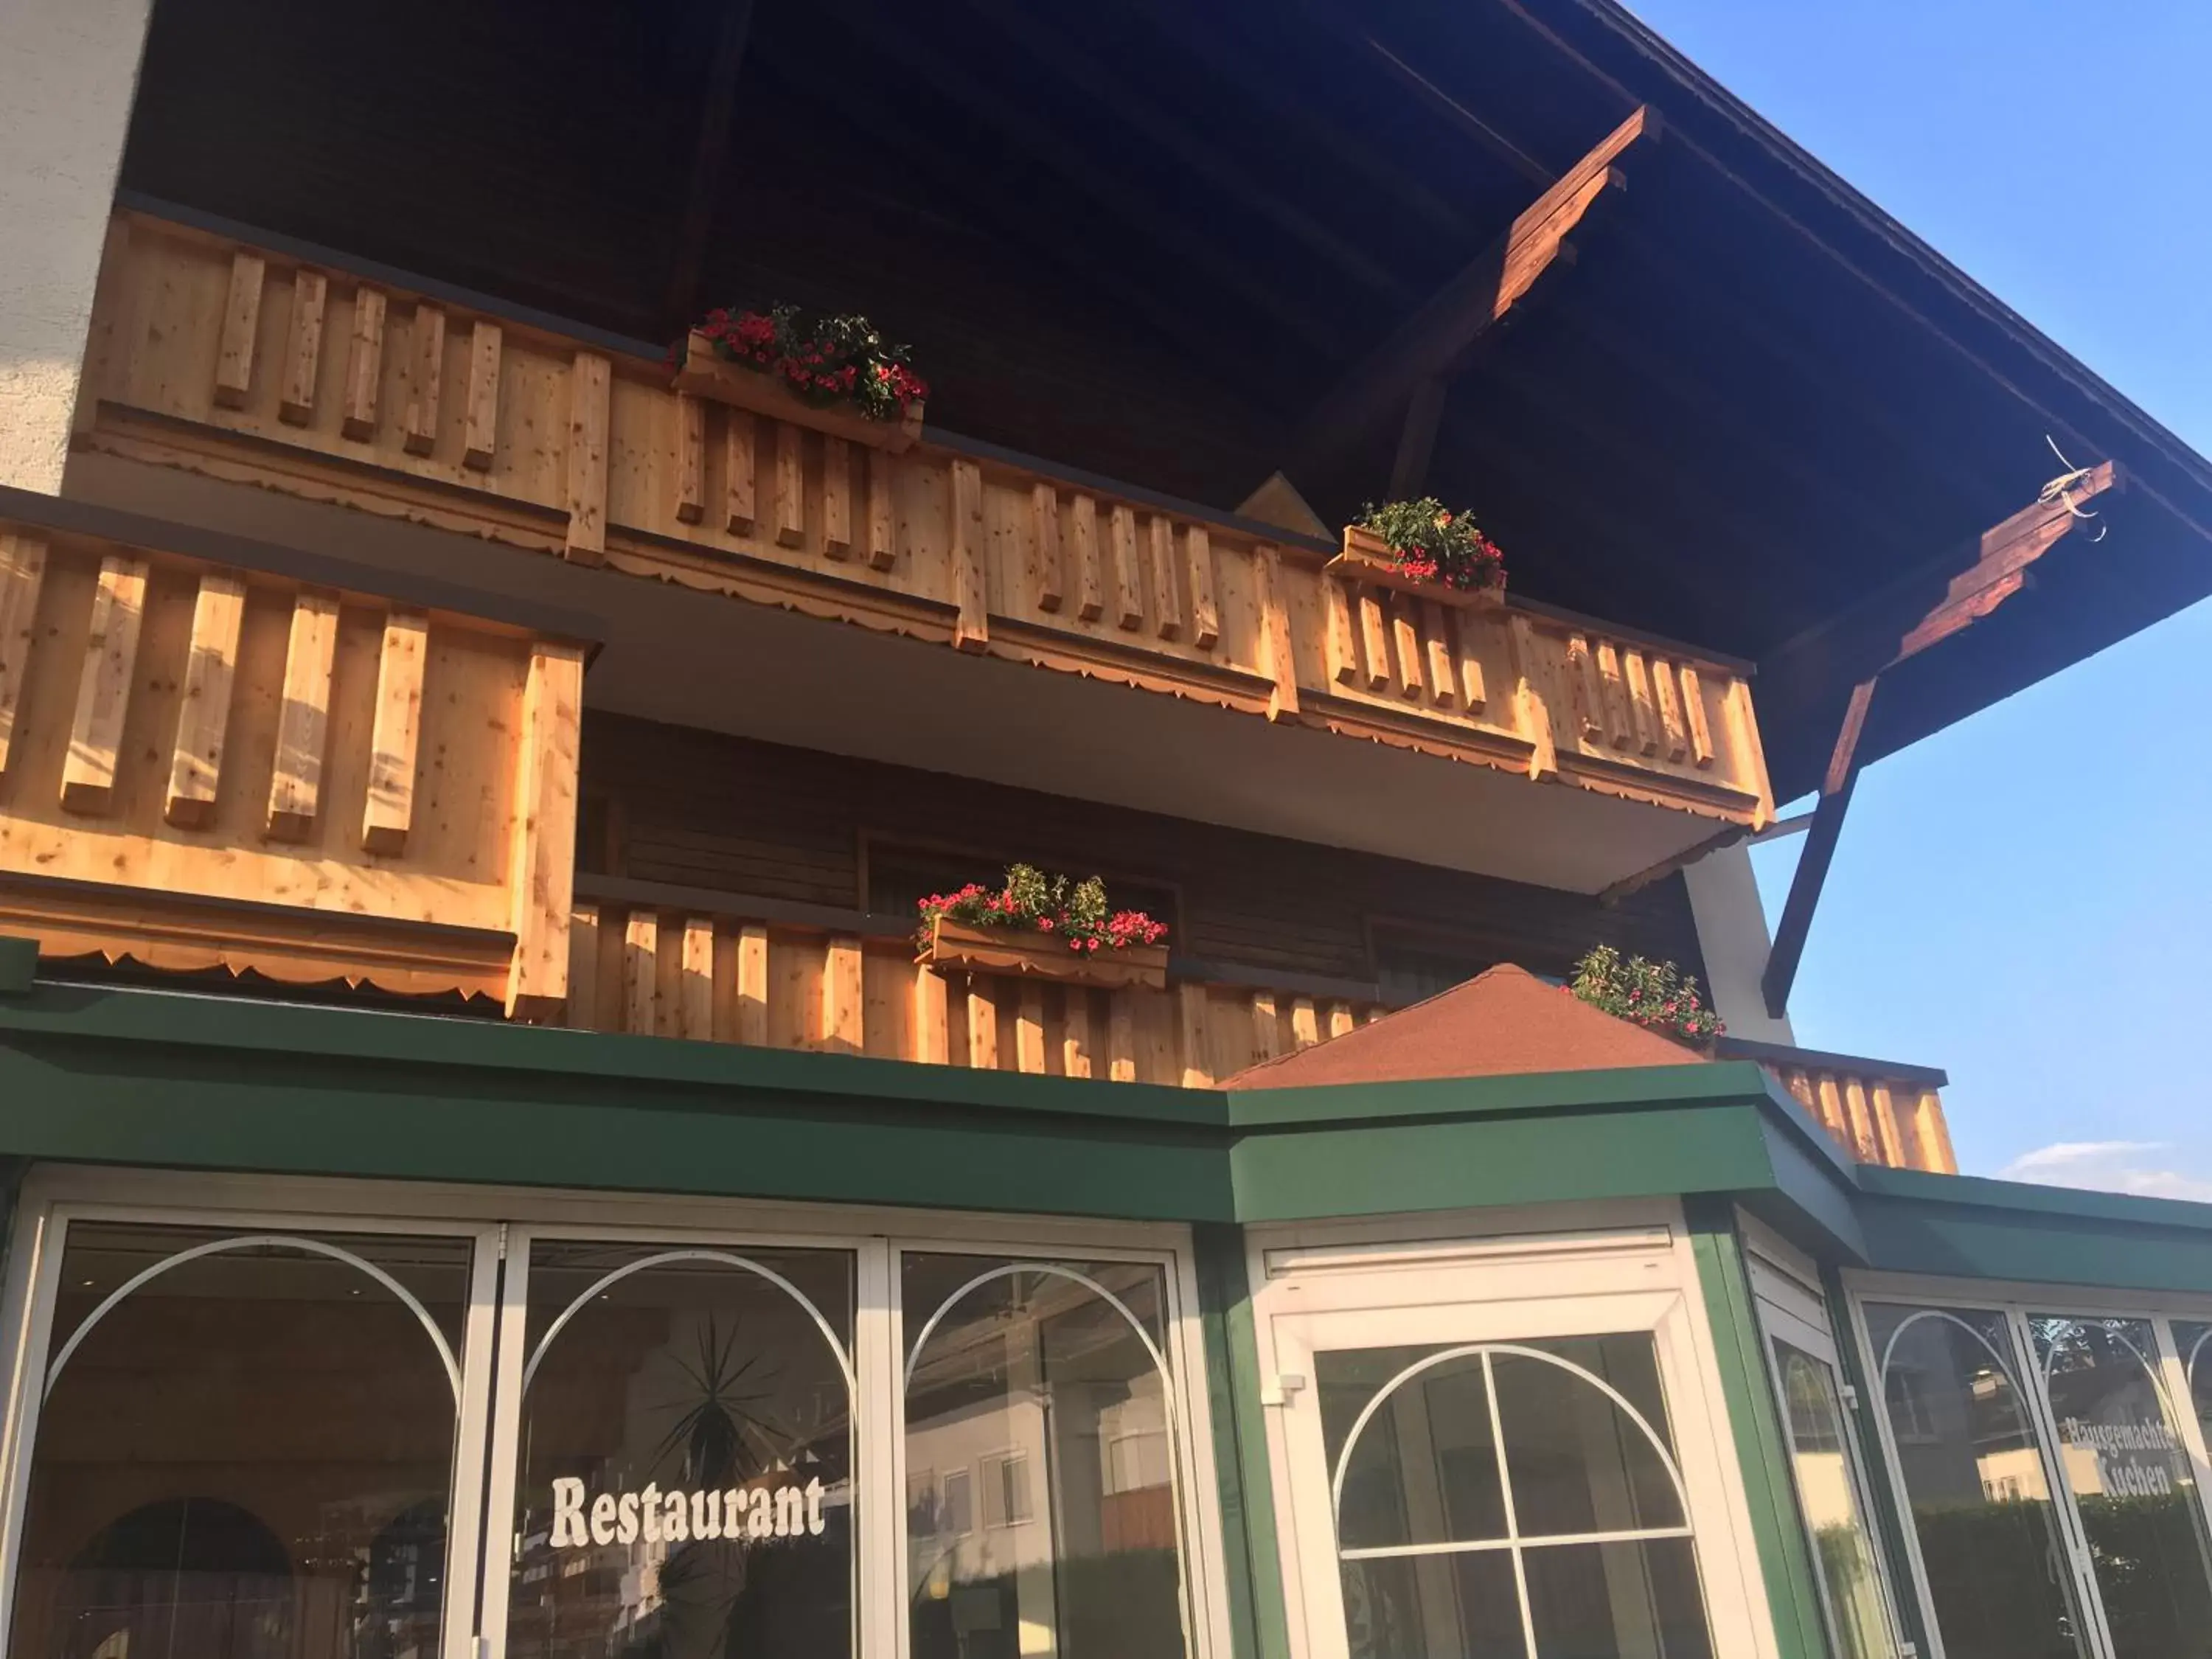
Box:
672 303 927 452
917 863 1169 992
1331 497 1508 607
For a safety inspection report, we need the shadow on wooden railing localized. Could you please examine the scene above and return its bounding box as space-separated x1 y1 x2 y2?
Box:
566 878 1385 1087
77 207 1773 834
0 493 591 1012
1719 1036 1957 1174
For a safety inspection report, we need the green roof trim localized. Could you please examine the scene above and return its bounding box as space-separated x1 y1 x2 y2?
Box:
1 977 2211 1287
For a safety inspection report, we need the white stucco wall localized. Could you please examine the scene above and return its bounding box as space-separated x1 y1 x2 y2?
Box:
0 0 154 493
1683 839 1797 1045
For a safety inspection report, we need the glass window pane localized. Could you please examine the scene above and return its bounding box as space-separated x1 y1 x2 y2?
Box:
903 1254 1185 1659
1772 1340 1896 1659
507 1241 856 1659
2030 1315 2212 1659
1492 1340 1685 1538
1319 1349 1508 1549
1521 1537 1715 1659
7 1222 473 1659
1338 1548 1523 1659
1863 1302 2087 1659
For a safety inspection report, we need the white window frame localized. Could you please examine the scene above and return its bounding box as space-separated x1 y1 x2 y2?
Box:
1843 1268 2212 1659
1739 1219 1908 1659
1243 1197 1782 1659
0 1164 1237 1659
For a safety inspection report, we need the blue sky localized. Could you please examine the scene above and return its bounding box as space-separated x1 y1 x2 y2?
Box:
1624 0 2212 1197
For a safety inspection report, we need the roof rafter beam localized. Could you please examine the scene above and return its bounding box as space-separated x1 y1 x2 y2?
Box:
1759 461 2120 1018
1289 104 1658 481
661 0 759 338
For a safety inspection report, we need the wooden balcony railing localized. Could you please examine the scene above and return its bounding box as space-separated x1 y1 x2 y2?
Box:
0 494 589 1013
1718 1037 1958 1174
566 880 1386 1085
77 209 1774 834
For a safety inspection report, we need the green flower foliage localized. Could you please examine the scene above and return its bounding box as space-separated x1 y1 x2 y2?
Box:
1354 497 1506 593
1568 943 1722 1044
692 303 928 420
918 863 1166 957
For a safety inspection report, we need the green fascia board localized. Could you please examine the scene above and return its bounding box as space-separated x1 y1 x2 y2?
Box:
1223 1061 1777 1126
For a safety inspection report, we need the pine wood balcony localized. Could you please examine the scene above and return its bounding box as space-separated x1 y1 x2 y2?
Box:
566 877 1385 1086
0 493 589 1012
73 209 1775 863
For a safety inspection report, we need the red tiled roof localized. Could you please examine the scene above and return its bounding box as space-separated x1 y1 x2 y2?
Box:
1222 964 1708 1089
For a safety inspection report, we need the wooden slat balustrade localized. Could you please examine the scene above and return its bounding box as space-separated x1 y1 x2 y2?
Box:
0 507 586 1013
1719 1037 1957 1174
565 896 1385 1087
76 211 1773 834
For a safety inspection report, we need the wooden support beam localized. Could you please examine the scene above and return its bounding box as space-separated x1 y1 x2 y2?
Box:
60 554 147 815
866 450 897 571
1254 545 1300 720
0 532 49 779
734 925 771 1044
912 962 950 1064
1108 504 1144 631
965 977 999 1070
623 911 661 1037
1178 984 1214 1087
1068 494 1105 621
1387 375 1449 498
1062 990 1093 1077
1762 762 1855 1020
1184 525 1219 650
823 436 853 559
1291 106 1655 473
361 611 428 854
679 917 716 1042
1015 988 1047 1074
662 0 759 336
724 410 758 535
1107 991 1137 1081
675 394 707 524
265 591 341 841
774 422 805 548
565 904 600 1030
1148 515 1182 641
164 571 246 828
822 935 864 1054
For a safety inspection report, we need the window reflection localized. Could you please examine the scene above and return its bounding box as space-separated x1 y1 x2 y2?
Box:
506 1242 856 1659
6 1224 471 1659
2029 1315 2212 1659
1864 1303 2086 1659
1315 1335 1713 1659
902 1255 1186 1659
1772 1342 1896 1659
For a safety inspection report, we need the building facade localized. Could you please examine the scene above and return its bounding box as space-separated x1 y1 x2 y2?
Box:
5 5 2212 1659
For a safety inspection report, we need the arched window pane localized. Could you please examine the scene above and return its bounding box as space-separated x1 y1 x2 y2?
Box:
1863 1303 2087 1659
507 1242 856 1659
6 1223 471 1659
902 1254 1185 1659
1321 1349 1507 1549
2029 1315 2212 1659
1492 1340 1684 1537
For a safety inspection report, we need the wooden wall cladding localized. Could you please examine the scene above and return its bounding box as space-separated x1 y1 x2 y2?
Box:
80 213 1773 833
566 901 1382 1087
0 520 584 1013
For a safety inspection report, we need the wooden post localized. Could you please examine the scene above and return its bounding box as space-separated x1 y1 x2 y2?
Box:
564 351 611 563
1062 990 1094 1078
965 977 999 1069
1108 504 1144 630
1015 988 1046 1074
675 394 707 524
734 924 771 1043
1178 984 1214 1088
1324 579 1359 686
1356 590 1391 691
60 555 150 815
401 304 445 455
212 251 265 409
624 911 661 1037
822 436 853 558
774 422 805 547
1107 990 1137 1082
341 286 386 440
1148 515 1183 641
822 935 864 1054
1030 482 1064 612
462 321 502 470
164 571 248 828
1254 546 1300 720
1290 997 1321 1051
504 641 585 1020
950 459 989 652
265 591 342 842
0 533 50 780
725 410 758 534
865 449 897 571
1068 495 1105 621
361 611 428 854
565 904 601 1030
278 270 328 426
912 962 950 1064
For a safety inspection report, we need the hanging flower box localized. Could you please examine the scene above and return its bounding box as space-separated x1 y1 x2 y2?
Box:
1327 501 1506 608
670 305 926 453
922 916 1169 992
916 864 1170 992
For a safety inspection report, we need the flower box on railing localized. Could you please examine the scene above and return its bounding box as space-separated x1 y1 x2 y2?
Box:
921 917 1169 992
671 330 924 453
1326 525 1503 609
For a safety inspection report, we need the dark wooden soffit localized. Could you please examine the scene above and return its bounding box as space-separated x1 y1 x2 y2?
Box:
1287 103 1658 482
1760 460 2121 1017
661 0 759 338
